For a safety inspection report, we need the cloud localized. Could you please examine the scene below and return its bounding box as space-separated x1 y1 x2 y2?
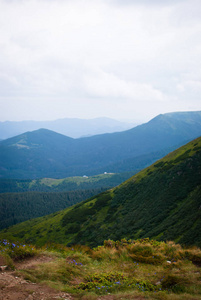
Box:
110 0 186 7
0 0 201 121
83 68 165 101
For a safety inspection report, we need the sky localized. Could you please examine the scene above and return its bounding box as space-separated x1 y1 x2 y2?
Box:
0 0 201 123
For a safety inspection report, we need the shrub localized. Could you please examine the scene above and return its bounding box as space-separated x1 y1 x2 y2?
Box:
162 241 182 261
161 274 189 293
76 272 158 294
0 253 15 270
181 249 201 267
0 239 37 261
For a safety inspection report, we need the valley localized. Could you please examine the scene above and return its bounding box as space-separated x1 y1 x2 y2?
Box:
0 172 134 193
1 135 201 248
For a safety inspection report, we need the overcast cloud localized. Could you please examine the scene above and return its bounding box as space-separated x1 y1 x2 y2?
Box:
0 0 201 122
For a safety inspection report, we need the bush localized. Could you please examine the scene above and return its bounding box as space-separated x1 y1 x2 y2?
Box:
161 274 189 293
76 272 158 294
0 253 15 270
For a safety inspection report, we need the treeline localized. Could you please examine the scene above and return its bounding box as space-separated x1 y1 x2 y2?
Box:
0 188 106 230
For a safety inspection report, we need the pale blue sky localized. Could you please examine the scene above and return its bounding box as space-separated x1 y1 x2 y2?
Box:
0 0 201 122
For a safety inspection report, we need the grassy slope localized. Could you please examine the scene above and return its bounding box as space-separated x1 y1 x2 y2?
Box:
1 136 201 248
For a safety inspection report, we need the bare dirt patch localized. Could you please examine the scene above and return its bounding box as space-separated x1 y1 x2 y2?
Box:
0 255 73 300
96 296 146 300
14 254 53 270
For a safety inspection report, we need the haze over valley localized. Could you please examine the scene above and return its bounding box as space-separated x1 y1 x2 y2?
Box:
0 117 137 140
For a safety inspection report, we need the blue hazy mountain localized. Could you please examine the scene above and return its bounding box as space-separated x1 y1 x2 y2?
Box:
0 111 201 179
0 117 136 140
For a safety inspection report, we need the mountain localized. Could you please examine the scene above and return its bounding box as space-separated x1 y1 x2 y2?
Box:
0 117 136 140
1 136 201 248
1 111 201 179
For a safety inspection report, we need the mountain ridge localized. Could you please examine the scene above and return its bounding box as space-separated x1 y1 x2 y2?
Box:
0 117 136 140
1 111 201 179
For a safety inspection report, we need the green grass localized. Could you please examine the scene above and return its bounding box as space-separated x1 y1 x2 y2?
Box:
1 238 201 299
32 174 118 188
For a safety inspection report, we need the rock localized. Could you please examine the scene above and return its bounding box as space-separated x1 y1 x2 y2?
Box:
0 265 7 271
25 295 33 300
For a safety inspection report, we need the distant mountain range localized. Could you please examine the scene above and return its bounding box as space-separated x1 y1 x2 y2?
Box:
0 117 136 140
2 135 201 248
0 111 201 179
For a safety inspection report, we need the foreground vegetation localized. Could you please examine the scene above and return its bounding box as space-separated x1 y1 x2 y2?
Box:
0 238 201 299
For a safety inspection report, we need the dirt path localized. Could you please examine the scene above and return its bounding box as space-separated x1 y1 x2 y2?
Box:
0 255 73 300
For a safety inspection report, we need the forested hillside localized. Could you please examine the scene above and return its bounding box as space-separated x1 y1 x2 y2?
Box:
1 136 201 248
0 188 106 230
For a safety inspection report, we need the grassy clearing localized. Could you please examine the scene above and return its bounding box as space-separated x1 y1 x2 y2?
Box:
0 238 201 299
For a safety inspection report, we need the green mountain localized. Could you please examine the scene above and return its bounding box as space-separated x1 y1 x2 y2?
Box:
1 136 201 248
1 111 201 179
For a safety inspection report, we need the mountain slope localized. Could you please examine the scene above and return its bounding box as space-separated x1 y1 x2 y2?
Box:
1 136 201 247
1 111 201 179
0 129 74 178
